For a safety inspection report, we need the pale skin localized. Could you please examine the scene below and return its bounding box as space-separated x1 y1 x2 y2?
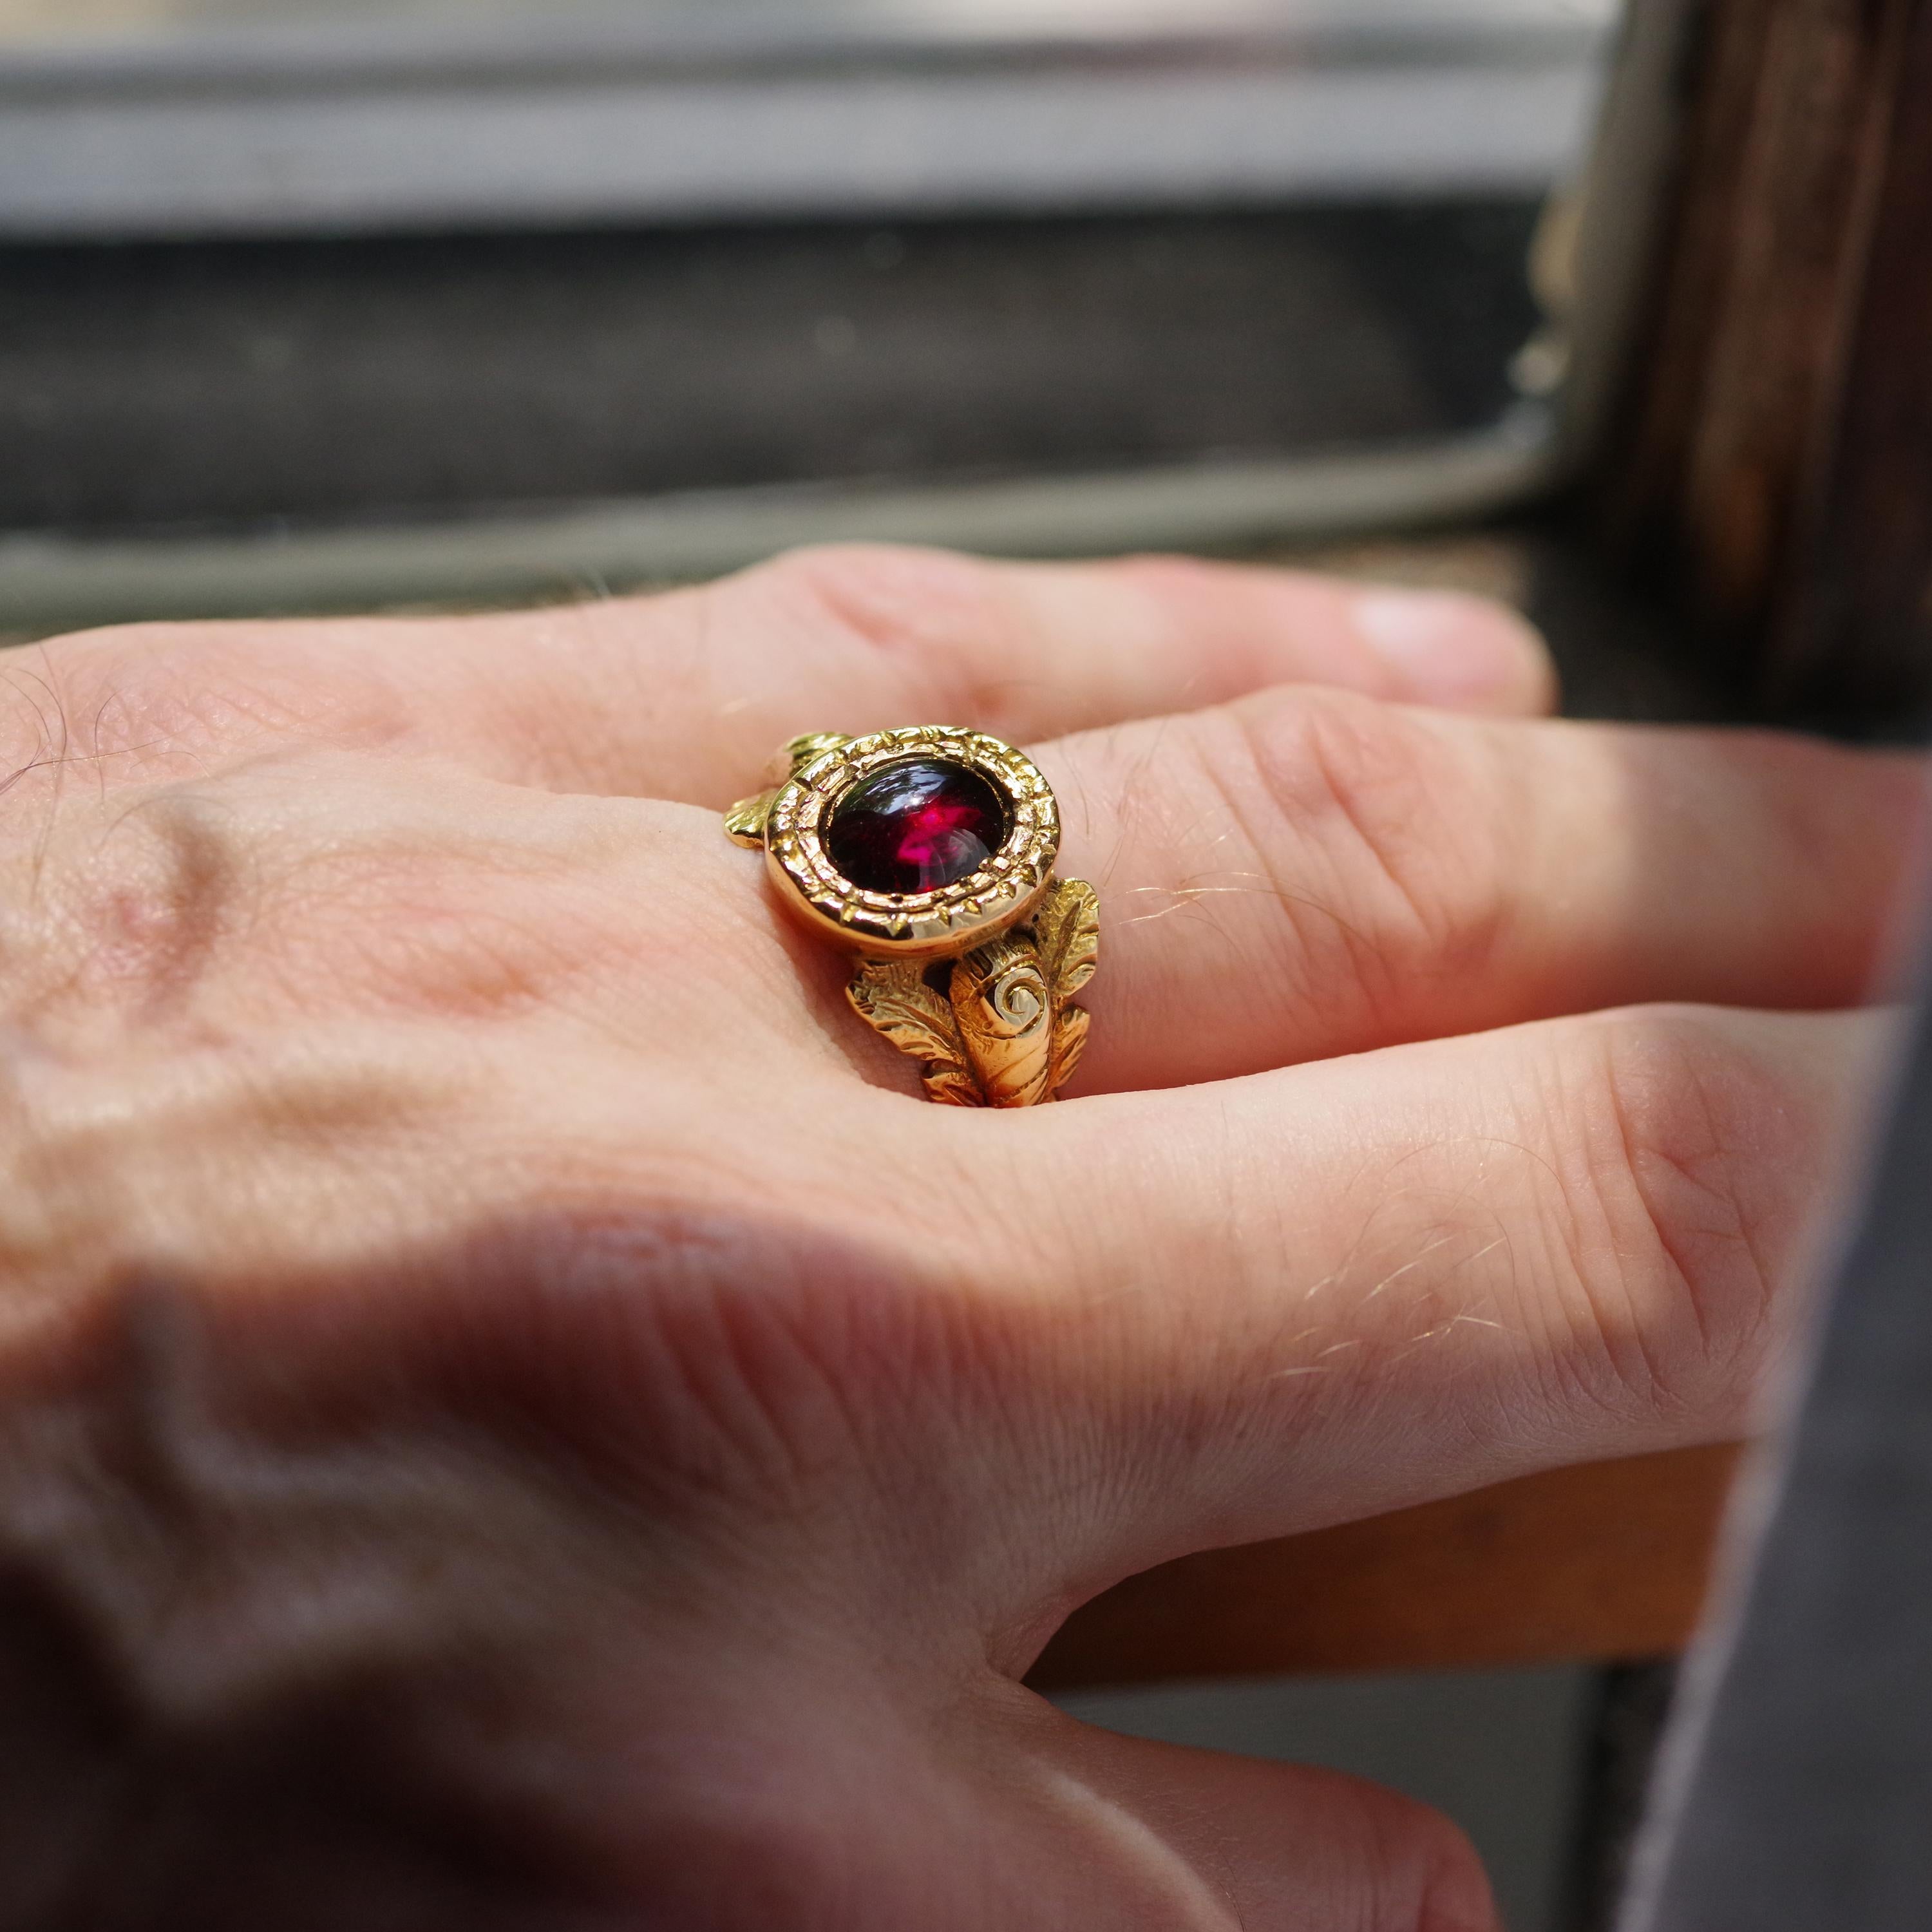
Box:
0 544 1919 1930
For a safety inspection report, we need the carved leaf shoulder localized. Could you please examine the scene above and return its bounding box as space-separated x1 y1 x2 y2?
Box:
847 879 1100 1108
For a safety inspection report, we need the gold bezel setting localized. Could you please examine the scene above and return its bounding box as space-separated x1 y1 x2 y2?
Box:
764 726 1059 958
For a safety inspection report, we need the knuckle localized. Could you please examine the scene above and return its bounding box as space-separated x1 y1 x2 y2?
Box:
751 542 1003 658
0 630 124 793
736 544 1028 725
1548 1007 1806 1423
1 758 611 1045
3 621 404 794
2 779 249 1045
1191 691 1509 1025
5 624 229 780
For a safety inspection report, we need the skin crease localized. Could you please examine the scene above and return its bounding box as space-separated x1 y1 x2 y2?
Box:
0 542 1918 1931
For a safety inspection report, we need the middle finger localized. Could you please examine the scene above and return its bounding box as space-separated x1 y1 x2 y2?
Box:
1039 688 1924 1092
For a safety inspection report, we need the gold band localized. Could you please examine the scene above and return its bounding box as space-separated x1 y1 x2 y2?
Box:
726 729 1098 1107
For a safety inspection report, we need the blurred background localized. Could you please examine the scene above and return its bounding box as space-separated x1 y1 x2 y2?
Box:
0 0 1627 634
0 7 1689 1930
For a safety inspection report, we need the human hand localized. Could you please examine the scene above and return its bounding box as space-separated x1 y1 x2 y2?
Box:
0 546 1915 1930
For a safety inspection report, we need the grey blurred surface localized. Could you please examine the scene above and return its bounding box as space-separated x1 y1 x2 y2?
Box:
0 69 1598 242
0 0 1620 44
1622 987 1932 1931
0 205 1542 533
0 0 1609 618
1057 1666 1598 1932
0 1 1614 244
0 196 1566 633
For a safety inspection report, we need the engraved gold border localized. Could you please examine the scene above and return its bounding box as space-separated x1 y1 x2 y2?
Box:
764 726 1060 959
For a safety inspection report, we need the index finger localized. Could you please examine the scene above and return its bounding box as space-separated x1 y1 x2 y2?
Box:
600 545 1558 804
18 545 1555 802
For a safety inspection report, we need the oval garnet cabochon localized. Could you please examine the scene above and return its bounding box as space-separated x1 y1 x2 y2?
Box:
823 757 1010 896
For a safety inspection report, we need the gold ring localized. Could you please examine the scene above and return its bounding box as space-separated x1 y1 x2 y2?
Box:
725 728 1098 1107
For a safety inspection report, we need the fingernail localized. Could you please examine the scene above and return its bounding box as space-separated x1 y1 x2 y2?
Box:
1349 589 1555 711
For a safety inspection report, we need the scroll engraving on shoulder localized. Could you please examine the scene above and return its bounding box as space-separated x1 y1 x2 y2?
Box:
951 934 1056 1108
847 877 1100 1108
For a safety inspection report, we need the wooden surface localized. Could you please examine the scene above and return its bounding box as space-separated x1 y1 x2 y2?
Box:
1774 1 1932 717
1604 0 1932 721
1028 1445 1742 1692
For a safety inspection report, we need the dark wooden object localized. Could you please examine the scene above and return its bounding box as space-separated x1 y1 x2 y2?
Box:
1606 0 1932 721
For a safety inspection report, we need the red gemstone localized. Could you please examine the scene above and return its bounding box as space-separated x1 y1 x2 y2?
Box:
824 758 1009 895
